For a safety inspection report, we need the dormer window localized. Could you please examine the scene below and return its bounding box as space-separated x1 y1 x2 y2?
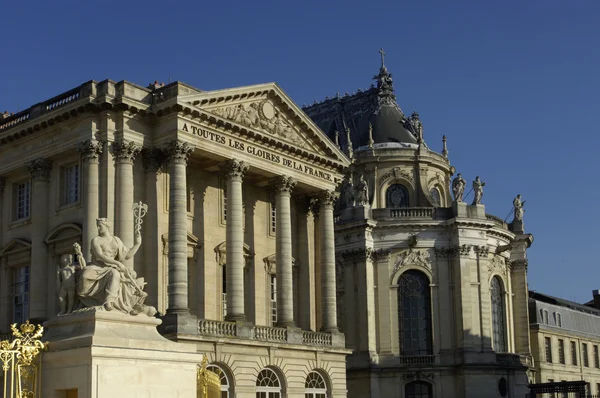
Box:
386 184 409 208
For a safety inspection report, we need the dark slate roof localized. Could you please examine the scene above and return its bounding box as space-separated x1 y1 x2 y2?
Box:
529 291 600 316
302 64 419 151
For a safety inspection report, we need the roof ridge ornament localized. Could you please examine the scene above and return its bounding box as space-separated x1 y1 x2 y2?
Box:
373 48 397 107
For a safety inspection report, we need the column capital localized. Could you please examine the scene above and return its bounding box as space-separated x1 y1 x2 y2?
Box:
164 140 195 165
28 158 52 180
220 159 249 181
77 139 104 162
270 175 296 195
112 139 141 164
142 147 166 172
318 190 339 209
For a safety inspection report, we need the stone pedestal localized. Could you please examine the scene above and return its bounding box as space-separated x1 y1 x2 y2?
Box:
42 311 200 398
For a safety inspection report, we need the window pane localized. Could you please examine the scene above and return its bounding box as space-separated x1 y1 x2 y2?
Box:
386 184 409 208
398 270 432 355
490 277 507 352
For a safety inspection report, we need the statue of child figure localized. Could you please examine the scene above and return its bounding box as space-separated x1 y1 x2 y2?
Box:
56 253 78 315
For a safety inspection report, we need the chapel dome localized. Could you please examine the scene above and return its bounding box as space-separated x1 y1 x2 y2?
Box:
303 59 421 150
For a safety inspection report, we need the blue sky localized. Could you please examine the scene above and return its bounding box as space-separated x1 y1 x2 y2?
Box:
1 0 598 302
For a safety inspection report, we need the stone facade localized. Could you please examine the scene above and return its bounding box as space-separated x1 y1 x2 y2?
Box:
0 80 351 398
529 291 600 395
303 59 535 398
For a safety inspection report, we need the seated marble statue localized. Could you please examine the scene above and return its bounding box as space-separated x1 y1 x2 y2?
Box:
74 218 156 317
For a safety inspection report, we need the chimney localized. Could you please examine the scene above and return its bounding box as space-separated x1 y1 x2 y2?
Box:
593 290 600 310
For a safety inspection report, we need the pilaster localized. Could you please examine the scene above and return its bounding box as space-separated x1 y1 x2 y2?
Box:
373 249 391 354
510 233 533 356
28 158 52 322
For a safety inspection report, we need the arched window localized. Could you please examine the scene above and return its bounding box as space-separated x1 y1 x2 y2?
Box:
405 381 432 398
256 368 281 398
430 187 441 207
305 371 327 398
207 364 231 398
398 270 432 355
490 276 507 352
386 184 409 208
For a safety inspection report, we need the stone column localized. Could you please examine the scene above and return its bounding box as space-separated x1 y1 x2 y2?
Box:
111 139 140 269
271 176 296 327
142 148 165 312
220 160 248 321
77 139 103 260
319 190 339 332
165 141 194 314
296 196 315 330
28 158 52 322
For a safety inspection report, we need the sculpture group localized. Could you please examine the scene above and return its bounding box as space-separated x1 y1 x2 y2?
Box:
56 202 156 317
451 173 486 205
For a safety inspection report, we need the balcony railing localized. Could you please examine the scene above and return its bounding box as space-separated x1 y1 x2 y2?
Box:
196 320 342 348
399 355 435 365
372 207 453 221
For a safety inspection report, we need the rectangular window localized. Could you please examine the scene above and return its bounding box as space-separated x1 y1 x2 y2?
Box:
545 337 553 363
558 339 565 364
62 163 80 205
15 181 30 219
571 341 578 365
597 383 600 394
544 310 549 324
594 345 599 368
556 313 562 327
270 202 276 235
12 266 29 325
270 275 277 325
583 343 589 367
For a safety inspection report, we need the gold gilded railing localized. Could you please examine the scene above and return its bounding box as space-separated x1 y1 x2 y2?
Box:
0 321 48 398
197 355 221 398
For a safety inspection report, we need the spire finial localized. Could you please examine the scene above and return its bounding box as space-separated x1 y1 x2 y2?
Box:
368 123 374 148
334 130 340 148
442 135 448 158
378 48 386 68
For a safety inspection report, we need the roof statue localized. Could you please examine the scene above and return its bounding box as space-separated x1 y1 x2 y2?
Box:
513 194 525 222
452 173 466 203
472 176 486 205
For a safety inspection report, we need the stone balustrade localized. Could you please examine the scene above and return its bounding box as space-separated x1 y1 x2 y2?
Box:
372 207 436 220
196 319 344 348
399 355 435 365
486 214 508 229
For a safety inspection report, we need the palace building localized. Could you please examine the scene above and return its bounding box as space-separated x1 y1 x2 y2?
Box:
302 57 535 398
0 79 352 397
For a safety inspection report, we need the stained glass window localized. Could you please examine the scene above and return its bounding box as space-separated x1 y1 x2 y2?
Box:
398 270 432 355
491 276 507 352
386 184 409 208
405 381 432 398
430 187 441 207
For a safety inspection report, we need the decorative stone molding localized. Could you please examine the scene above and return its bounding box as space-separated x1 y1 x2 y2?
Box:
77 139 103 162
341 247 373 263
309 197 320 217
214 241 253 270
164 140 194 165
263 253 298 275
270 175 296 194
111 139 141 164
392 249 432 278
219 159 249 181
142 147 166 172
318 190 339 209
458 244 473 257
403 371 435 382
511 259 528 270
372 249 391 262
474 245 490 257
434 247 456 258
427 172 443 187
210 100 307 148
488 255 508 276
381 167 414 184
28 158 52 180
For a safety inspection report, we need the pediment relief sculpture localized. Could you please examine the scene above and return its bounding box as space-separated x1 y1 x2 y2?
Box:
381 167 414 184
392 249 432 279
488 255 508 276
207 100 322 153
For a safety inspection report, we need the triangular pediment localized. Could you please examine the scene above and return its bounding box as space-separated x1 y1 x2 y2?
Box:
179 83 349 164
0 238 31 257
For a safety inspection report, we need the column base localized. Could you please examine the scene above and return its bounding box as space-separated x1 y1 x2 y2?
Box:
225 313 246 322
275 320 296 328
159 312 198 336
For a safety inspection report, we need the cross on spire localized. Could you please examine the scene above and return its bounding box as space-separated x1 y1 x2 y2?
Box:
378 48 386 68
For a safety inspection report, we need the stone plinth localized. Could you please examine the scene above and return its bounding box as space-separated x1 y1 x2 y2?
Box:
42 310 200 398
